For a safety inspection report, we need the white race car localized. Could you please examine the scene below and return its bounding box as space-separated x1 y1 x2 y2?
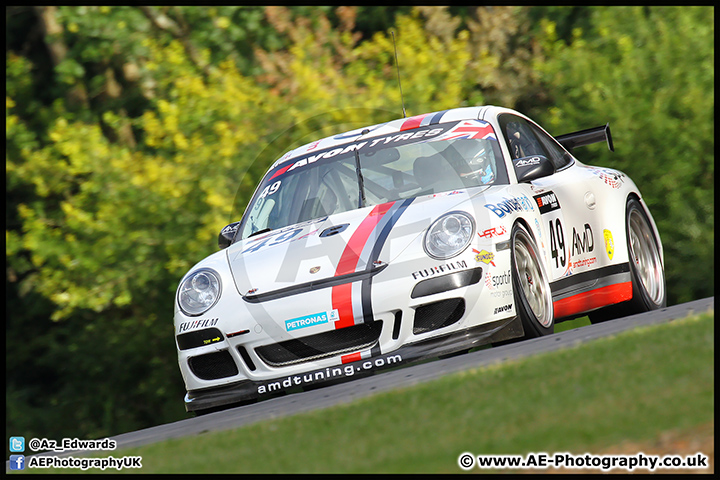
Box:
174 105 666 413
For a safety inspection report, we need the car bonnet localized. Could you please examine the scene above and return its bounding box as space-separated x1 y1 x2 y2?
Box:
224 190 481 300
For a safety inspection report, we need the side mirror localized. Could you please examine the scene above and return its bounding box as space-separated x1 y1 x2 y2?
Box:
513 155 555 183
218 221 241 249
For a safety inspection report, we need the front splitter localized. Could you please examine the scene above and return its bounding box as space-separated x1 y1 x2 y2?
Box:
184 315 523 413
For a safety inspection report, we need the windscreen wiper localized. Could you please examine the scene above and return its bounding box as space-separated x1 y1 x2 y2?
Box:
354 148 367 208
248 227 272 238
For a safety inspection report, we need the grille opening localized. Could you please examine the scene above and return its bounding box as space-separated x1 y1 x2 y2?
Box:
413 298 465 334
236 345 257 371
188 350 239 380
255 321 382 367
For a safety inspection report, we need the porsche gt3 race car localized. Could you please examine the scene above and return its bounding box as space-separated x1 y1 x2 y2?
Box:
174 105 666 413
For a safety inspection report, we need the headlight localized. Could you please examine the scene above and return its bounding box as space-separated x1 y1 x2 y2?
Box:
178 269 222 316
424 211 475 259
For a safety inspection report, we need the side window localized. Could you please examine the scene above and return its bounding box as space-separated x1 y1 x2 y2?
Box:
500 115 545 160
527 122 574 171
499 114 574 172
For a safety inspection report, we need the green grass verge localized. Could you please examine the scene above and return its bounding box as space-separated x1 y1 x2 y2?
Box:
67 312 717 473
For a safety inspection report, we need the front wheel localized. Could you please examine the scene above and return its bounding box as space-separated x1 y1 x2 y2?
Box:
511 223 554 339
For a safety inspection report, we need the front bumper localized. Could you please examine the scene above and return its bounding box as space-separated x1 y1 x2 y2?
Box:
184 314 523 412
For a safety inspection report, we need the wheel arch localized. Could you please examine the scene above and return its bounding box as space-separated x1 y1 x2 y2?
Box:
625 192 665 268
508 217 555 336
512 214 555 280
513 216 536 243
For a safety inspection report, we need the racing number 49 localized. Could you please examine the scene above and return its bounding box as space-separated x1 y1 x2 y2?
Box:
259 181 281 199
549 219 566 268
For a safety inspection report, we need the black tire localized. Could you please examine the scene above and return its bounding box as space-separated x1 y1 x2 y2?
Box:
590 197 666 323
510 223 554 339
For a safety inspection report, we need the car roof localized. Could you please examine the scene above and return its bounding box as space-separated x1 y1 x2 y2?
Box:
268 105 516 171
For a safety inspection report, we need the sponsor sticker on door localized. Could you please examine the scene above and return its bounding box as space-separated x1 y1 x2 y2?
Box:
603 229 614 260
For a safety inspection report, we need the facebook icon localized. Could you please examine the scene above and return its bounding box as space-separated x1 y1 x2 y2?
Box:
9 455 25 470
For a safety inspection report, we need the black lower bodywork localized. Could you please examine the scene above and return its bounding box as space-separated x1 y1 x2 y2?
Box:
184 315 524 413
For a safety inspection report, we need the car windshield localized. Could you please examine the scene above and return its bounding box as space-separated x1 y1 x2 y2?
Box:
239 120 508 240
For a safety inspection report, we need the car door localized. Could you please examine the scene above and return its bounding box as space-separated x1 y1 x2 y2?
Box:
498 113 600 283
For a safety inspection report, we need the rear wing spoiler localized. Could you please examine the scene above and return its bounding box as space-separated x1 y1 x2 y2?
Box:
555 123 614 153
